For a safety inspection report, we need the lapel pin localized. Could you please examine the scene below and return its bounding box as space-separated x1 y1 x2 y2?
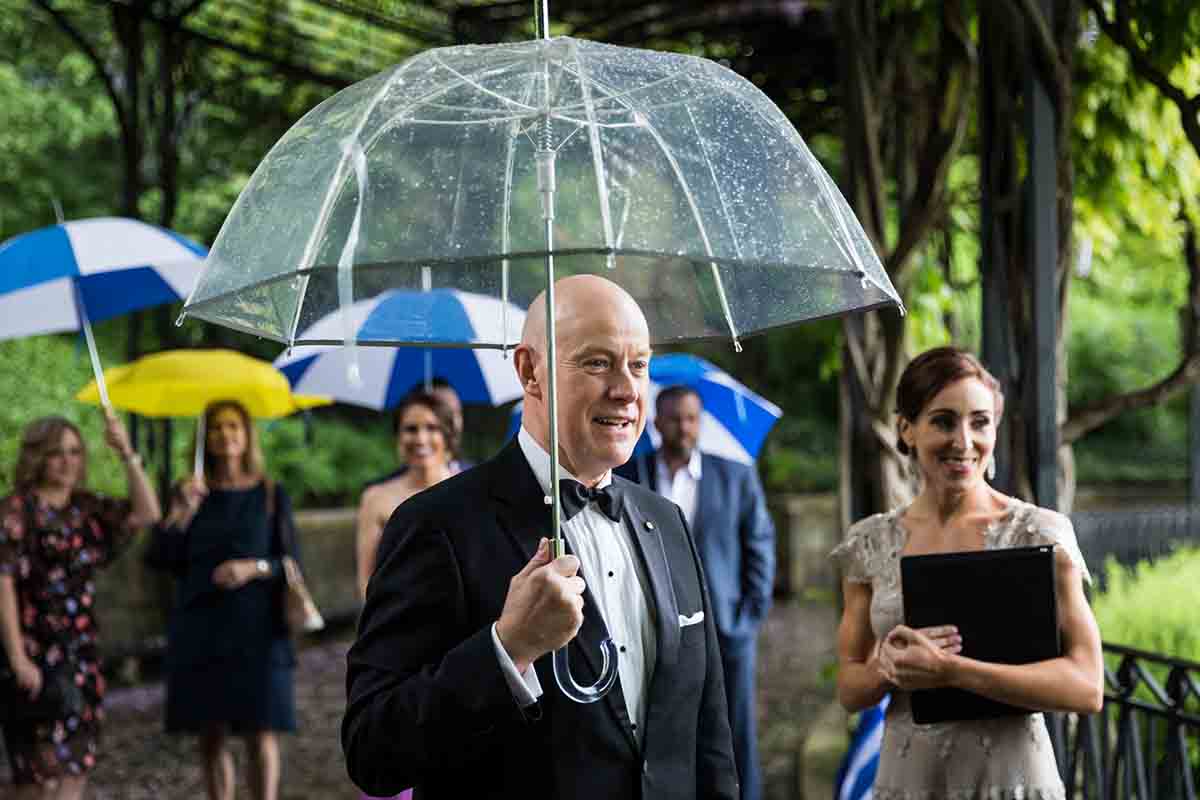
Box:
644 520 655 531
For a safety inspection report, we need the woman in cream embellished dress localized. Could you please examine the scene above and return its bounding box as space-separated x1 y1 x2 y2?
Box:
831 347 1104 798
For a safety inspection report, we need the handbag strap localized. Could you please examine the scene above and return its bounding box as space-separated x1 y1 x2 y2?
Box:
262 478 299 560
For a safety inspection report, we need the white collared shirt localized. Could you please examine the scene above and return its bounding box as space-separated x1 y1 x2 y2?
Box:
654 449 703 529
491 428 657 742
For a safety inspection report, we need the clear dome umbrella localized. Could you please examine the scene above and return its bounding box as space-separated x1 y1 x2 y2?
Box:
182 11 902 704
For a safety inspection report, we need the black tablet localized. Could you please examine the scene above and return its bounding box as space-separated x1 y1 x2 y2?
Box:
900 545 1060 724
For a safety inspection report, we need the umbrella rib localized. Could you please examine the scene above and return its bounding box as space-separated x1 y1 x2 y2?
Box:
501 76 540 354
548 60 698 116
288 55 427 347
430 53 539 113
685 102 744 262
400 113 537 125
355 60 539 162
619 103 743 348
703 78 894 301
569 39 617 265
190 294 899 350
183 247 866 322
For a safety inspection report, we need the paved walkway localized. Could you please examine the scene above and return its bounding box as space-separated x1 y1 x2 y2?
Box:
3 598 837 799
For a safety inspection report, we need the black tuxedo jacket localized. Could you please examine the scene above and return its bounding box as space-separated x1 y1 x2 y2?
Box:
343 439 738 800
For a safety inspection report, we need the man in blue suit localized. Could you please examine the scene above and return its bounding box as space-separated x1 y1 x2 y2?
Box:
616 385 776 800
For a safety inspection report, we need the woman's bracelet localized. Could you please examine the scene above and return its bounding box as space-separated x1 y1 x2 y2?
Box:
121 451 143 468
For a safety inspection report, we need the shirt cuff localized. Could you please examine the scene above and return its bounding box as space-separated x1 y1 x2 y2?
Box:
491 622 542 707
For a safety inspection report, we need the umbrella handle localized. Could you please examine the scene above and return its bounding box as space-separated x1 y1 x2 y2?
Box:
552 638 619 704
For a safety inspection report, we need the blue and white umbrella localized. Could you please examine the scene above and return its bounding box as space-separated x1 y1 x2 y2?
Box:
0 217 207 403
834 694 889 800
275 289 526 410
511 353 782 465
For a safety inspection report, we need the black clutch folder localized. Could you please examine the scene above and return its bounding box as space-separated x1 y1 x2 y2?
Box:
900 545 1060 724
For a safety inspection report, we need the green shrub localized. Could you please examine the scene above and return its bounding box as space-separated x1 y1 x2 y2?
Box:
0 332 130 498
0 332 400 508
1093 546 1200 660
1092 547 1200 774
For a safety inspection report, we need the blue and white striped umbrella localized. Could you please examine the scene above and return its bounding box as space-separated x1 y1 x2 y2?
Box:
0 217 206 337
275 289 526 410
835 694 889 800
0 217 207 403
511 353 782 465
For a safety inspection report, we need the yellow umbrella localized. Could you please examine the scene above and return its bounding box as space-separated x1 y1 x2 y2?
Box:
77 349 331 478
76 348 330 418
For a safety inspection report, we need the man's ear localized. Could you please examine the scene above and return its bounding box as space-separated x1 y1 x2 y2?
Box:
514 345 541 399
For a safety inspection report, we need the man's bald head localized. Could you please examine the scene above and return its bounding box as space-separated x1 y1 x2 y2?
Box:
514 274 652 484
519 274 647 355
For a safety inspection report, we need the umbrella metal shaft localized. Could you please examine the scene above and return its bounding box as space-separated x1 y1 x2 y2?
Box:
537 140 565 557
544 224 564 558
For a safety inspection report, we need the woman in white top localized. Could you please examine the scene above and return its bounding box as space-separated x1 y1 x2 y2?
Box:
355 391 459 599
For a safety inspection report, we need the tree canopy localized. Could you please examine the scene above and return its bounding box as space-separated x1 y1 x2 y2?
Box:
2 1 1200 504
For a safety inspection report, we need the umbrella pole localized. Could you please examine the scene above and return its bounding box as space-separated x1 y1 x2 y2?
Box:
538 98 619 704
194 413 206 479
72 280 110 407
542 222 563 559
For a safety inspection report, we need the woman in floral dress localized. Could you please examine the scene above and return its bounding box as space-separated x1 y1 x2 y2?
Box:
0 411 161 799
831 347 1104 798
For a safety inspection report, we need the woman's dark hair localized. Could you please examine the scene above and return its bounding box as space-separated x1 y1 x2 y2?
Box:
393 391 460 461
895 346 1004 455
14 416 87 493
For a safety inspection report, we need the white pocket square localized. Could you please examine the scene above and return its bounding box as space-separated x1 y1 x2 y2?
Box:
678 611 705 627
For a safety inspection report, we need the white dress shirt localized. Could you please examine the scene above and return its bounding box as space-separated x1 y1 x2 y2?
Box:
654 449 703 529
491 428 657 742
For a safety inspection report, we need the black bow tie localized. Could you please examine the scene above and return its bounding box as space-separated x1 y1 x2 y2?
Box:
559 479 625 523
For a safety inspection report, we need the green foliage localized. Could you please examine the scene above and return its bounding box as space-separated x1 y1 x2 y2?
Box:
0 330 131 498
6 2 1200 502
1092 547 1200 772
258 412 395 507
0 328 400 508
1094 547 1200 659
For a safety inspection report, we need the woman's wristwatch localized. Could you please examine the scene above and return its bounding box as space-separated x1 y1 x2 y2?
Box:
256 559 271 578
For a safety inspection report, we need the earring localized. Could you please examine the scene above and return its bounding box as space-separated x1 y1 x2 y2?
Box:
986 456 996 481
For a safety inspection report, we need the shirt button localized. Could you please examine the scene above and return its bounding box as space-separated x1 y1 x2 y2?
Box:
620 645 627 653
608 570 615 578
631 722 638 731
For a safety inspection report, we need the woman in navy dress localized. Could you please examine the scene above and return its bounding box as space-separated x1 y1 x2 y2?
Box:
0 410 161 800
146 400 297 800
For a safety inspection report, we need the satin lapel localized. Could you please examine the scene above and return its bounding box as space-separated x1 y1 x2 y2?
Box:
489 440 551 563
622 498 681 669
489 441 639 755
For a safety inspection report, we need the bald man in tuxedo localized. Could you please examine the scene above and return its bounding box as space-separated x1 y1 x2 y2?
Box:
343 275 738 800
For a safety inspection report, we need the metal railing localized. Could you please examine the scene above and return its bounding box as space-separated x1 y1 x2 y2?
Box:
1049 643 1200 799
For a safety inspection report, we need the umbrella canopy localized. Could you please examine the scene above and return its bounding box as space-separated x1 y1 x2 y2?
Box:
76 349 331 419
183 37 900 349
274 289 525 410
180 32 902 704
511 353 781 464
0 217 206 339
